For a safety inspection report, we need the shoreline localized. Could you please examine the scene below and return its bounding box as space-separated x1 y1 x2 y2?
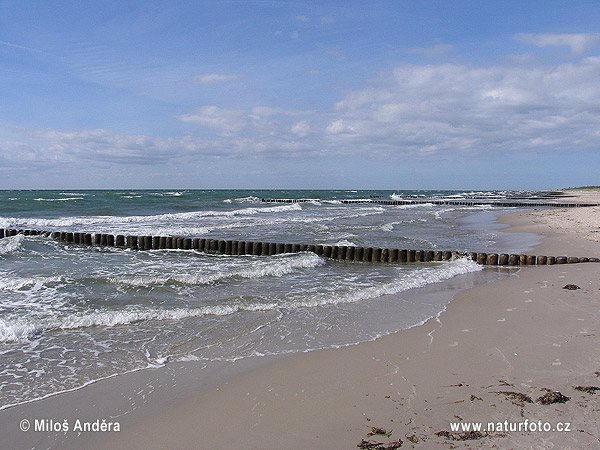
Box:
3 192 599 449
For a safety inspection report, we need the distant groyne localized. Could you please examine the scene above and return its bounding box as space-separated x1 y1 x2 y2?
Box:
261 198 600 208
1 228 598 267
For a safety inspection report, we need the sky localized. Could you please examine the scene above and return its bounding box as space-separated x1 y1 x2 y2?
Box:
1 0 599 190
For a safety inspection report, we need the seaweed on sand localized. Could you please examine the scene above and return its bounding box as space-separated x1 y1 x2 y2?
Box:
435 430 487 440
574 386 600 394
357 439 403 449
537 389 570 404
495 391 533 404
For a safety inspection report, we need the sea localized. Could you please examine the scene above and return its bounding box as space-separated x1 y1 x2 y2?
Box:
0 189 543 410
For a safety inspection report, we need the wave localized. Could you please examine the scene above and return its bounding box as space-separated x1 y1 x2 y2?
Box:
109 253 324 287
0 320 39 343
147 191 185 197
0 234 25 255
0 275 66 292
380 221 400 232
234 196 261 202
33 197 84 202
432 204 496 220
393 202 435 209
293 258 482 309
0 258 481 344
0 300 282 344
333 239 357 247
0 203 303 230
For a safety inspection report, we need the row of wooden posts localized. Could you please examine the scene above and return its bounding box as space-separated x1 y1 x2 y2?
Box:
261 198 599 208
1 228 598 266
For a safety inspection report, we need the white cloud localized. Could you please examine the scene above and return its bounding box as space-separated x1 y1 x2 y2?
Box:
326 119 356 135
291 121 309 137
404 43 454 57
251 106 286 117
515 33 600 54
250 106 313 117
5 53 600 174
0 129 200 170
177 106 250 132
192 73 241 84
324 57 600 156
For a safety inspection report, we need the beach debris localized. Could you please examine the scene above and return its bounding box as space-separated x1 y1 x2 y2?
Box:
358 439 382 449
498 380 513 386
574 386 600 394
470 395 483 401
368 427 392 437
456 431 486 441
537 389 570 404
357 439 403 449
495 391 533 403
435 430 487 440
405 433 419 444
563 284 581 290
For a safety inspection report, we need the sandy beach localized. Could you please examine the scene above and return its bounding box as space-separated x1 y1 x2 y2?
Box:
3 192 600 449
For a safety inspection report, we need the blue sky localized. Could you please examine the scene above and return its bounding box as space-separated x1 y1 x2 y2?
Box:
1 0 599 189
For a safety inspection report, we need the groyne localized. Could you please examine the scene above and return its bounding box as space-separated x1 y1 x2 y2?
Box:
1 228 598 267
261 198 599 208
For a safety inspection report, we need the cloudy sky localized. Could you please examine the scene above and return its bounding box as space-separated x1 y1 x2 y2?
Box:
1 0 599 189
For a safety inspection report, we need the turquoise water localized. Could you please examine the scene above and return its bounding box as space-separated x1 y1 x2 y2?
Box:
0 190 539 409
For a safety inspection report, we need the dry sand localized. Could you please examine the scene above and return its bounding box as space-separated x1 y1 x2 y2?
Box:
90 193 600 450
3 192 599 449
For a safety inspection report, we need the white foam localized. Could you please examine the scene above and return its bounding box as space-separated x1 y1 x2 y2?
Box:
110 253 324 287
0 203 302 231
0 300 286 343
0 234 25 255
394 202 435 209
234 196 261 202
333 239 357 247
33 197 84 202
292 258 482 309
0 320 39 343
0 275 65 292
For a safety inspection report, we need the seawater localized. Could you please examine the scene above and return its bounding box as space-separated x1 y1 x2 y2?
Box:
0 190 540 409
